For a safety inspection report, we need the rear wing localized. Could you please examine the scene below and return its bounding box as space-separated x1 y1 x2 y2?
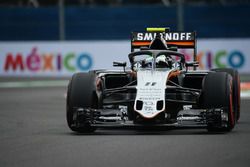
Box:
131 28 197 62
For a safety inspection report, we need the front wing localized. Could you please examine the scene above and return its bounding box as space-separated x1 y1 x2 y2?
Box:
71 107 230 130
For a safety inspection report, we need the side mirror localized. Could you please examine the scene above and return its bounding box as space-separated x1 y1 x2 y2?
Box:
113 61 126 67
169 46 178 51
185 61 199 68
113 61 127 71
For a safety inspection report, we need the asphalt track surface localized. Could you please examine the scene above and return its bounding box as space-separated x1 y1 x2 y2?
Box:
0 86 250 167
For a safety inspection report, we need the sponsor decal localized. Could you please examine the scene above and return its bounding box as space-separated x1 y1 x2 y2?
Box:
145 82 157 86
180 49 246 70
134 32 194 41
3 47 93 73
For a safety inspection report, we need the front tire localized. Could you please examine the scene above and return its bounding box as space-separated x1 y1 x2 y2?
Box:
212 68 240 122
202 72 235 132
66 72 97 133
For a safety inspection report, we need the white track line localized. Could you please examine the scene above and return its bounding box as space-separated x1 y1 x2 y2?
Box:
0 81 68 88
241 90 250 99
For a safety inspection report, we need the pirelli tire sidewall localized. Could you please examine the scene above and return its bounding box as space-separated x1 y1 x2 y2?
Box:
212 68 240 122
202 72 235 131
66 72 97 133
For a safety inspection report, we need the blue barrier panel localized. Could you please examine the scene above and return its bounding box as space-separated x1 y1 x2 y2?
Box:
65 6 177 40
0 7 59 40
0 5 249 40
184 5 250 38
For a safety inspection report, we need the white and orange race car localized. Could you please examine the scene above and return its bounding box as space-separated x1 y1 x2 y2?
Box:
66 28 240 133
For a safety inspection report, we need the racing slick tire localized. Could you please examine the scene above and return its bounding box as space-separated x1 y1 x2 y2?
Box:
66 72 97 133
202 72 235 132
212 68 240 122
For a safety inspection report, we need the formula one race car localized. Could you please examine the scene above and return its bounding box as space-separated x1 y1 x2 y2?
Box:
66 27 240 133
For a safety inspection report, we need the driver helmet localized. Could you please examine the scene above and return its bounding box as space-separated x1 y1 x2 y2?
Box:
156 55 172 68
142 56 153 68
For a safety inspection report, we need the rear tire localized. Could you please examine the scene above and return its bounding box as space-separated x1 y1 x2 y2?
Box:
212 68 240 122
66 72 97 133
202 72 235 132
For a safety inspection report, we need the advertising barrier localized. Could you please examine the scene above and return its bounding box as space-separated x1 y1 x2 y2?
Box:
0 39 249 77
0 41 130 77
182 39 249 73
